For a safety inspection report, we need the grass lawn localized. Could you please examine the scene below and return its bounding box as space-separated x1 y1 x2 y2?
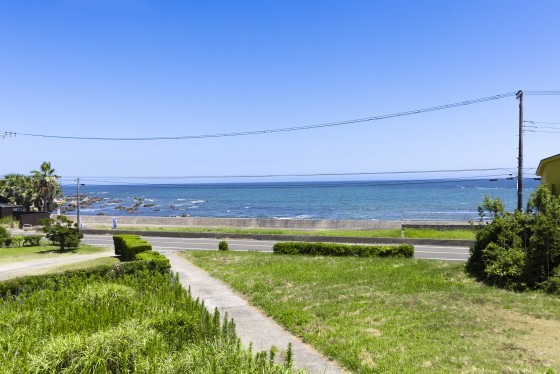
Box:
0 244 110 264
181 251 560 373
94 226 477 240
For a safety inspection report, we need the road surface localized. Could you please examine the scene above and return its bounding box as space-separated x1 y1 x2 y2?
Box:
82 235 470 261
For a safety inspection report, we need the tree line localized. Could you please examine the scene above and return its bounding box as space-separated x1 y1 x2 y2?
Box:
0 161 61 213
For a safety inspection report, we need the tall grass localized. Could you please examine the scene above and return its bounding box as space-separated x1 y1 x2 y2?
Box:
0 267 303 373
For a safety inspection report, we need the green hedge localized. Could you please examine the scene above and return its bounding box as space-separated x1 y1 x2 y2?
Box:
273 242 414 258
113 234 152 261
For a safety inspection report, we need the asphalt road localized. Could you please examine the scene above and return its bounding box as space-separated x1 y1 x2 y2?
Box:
82 235 470 261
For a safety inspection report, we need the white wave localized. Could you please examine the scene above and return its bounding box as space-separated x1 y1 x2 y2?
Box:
189 200 207 204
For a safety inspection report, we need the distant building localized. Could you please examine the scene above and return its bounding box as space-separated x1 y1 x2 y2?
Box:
536 153 560 194
0 196 23 219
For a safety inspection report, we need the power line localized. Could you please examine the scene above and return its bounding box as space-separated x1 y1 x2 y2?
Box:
524 91 560 96
524 121 560 125
58 174 522 189
57 167 516 181
7 91 518 141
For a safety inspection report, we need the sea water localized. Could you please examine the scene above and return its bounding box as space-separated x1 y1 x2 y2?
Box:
60 178 540 222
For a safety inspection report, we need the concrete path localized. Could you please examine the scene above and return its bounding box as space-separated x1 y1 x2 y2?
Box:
163 251 343 374
0 251 114 281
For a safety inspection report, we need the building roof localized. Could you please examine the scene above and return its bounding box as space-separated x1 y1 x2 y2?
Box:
536 153 560 176
0 203 22 208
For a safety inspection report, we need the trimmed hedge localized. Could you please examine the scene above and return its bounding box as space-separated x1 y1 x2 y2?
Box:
273 242 414 258
113 234 152 261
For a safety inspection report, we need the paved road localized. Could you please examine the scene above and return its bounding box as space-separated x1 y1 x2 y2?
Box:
82 235 470 261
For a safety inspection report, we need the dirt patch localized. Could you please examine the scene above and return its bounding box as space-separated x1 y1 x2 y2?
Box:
495 309 560 369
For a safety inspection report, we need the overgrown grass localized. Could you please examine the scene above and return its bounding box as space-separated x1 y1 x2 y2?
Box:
0 266 303 373
0 244 110 263
182 251 560 373
94 225 477 240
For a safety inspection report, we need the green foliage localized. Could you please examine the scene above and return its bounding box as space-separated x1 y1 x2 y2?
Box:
0 226 9 237
0 216 18 228
273 242 414 258
40 215 82 251
0 226 9 247
10 235 25 248
467 185 560 292
134 250 171 272
477 194 506 222
219 240 229 251
0 162 61 213
113 234 152 261
23 235 42 247
0 256 299 373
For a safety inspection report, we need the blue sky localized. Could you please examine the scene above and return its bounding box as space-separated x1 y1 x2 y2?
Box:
1 0 559 184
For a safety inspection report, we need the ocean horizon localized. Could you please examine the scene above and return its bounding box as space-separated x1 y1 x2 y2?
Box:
59 178 541 222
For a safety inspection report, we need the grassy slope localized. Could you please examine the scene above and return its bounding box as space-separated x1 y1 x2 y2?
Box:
182 251 560 373
0 244 109 264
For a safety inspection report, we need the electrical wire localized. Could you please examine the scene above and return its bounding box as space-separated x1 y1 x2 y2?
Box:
7 91 518 141
58 168 514 181
58 174 521 189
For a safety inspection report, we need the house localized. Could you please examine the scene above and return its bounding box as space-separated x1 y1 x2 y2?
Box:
536 153 560 194
0 196 23 219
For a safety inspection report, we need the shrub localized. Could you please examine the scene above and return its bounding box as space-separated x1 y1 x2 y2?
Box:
40 215 82 251
11 235 25 248
273 242 414 258
23 235 42 247
0 227 10 248
113 234 152 261
0 226 9 240
467 185 560 292
218 240 229 251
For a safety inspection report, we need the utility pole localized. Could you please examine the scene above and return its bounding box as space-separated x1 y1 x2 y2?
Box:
517 90 523 211
77 178 81 231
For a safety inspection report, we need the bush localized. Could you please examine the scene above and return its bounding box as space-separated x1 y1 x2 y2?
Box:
113 234 152 261
23 235 43 247
467 185 560 292
40 215 82 251
134 250 171 272
273 242 414 258
0 226 9 240
0 227 10 248
218 240 229 251
10 235 25 248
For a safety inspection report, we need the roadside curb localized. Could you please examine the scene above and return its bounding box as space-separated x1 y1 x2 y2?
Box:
80 228 474 247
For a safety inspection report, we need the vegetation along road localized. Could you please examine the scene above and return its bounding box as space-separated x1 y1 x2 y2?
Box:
82 235 470 261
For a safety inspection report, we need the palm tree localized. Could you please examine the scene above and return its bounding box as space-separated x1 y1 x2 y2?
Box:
31 161 61 212
0 174 37 211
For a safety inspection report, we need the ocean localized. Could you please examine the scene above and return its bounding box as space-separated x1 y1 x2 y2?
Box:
59 178 541 222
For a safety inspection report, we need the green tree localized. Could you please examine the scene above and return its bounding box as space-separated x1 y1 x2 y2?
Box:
0 162 62 213
40 215 82 251
467 185 560 293
0 174 37 211
31 161 61 212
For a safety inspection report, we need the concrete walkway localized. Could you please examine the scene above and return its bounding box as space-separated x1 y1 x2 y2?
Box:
163 251 343 374
0 251 114 281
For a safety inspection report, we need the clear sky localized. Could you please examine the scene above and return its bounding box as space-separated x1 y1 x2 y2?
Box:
1 0 559 184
